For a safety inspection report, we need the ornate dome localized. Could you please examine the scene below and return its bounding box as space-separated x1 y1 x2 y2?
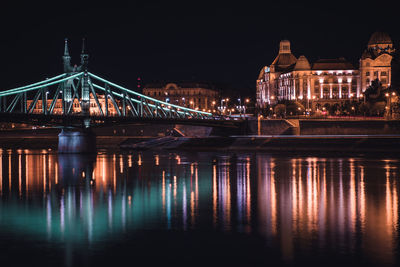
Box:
294 55 311 70
368 31 392 46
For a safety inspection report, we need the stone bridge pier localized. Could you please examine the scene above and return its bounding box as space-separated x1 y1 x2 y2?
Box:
58 128 96 153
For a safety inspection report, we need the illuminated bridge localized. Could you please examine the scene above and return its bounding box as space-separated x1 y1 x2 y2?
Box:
0 39 243 152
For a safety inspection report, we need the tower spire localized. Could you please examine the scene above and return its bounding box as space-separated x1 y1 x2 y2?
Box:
63 38 72 73
64 38 70 56
80 37 89 71
81 38 86 54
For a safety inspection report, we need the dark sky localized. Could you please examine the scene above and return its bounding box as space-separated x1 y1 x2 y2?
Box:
0 1 398 97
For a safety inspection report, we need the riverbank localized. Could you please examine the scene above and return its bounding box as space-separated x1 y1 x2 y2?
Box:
1 134 399 153
1 125 399 153
120 135 400 153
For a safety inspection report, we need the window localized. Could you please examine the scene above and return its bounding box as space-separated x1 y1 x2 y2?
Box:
381 72 387 76
366 71 370 76
332 87 338 98
374 71 378 76
381 78 387 83
366 78 370 84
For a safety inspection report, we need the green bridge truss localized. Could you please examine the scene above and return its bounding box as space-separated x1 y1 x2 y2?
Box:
0 39 213 121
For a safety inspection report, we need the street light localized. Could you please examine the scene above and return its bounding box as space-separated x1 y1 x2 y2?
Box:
385 92 392 118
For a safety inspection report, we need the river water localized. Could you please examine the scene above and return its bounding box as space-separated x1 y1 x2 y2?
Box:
0 148 399 266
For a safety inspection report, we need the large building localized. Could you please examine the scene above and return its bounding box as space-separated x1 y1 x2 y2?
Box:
256 32 396 112
142 82 220 113
360 32 394 91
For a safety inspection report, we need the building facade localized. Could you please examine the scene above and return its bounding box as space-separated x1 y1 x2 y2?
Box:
360 32 394 91
256 32 396 112
143 82 220 113
27 95 119 115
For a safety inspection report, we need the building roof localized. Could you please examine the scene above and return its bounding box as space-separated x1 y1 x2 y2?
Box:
144 81 218 90
294 55 311 70
368 31 393 46
312 58 355 70
271 53 297 68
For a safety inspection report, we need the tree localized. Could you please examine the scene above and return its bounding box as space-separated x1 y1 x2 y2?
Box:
370 101 386 116
364 79 383 102
274 104 286 117
358 102 369 116
286 101 305 115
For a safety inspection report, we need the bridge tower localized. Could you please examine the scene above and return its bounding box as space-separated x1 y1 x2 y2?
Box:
79 38 90 116
59 38 95 153
62 39 73 110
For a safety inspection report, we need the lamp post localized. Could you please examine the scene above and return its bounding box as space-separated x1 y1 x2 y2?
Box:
385 93 390 118
220 99 225 115
245 98 250 115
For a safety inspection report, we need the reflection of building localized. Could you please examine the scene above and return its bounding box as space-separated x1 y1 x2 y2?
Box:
255 154 399 264
143 82 219 112
256 32 395 111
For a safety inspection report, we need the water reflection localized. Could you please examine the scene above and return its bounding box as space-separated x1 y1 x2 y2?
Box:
0 150 399 266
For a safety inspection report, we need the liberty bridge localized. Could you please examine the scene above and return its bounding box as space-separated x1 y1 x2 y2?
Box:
0 39 244 152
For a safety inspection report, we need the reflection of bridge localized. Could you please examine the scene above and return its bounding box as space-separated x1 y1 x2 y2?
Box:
0 39 242 152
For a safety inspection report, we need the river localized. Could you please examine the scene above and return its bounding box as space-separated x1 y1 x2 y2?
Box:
0 148 398 266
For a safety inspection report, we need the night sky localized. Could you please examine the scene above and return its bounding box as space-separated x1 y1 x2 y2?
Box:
0 1 398 97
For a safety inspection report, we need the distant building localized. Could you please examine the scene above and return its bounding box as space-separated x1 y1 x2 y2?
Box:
143 82 220 113
256 32 396 111
27 95 119 115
